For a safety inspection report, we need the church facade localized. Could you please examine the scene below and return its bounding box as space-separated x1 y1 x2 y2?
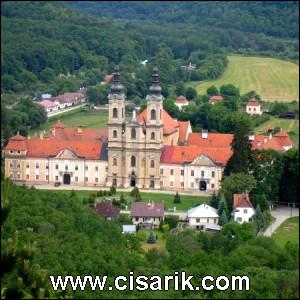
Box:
3 67 293 193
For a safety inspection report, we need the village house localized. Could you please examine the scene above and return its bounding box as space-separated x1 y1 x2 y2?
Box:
54 92 85 109
131 202 164 229
246 98 263 115
95 201 120 220
208 95 223 105
232 193 255 223
38 99 59 114
175 95 189 110
187 203 221 232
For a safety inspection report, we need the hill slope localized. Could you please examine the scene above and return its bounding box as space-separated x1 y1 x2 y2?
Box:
194 56 299 102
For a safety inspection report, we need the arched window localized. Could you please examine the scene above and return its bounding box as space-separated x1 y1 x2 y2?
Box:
113 158 117 166
150 160 155 168
113 108 118 118
151 109 156 120
113 130 117 138
131 156 136 167
131 128 136 139
151 132 155 140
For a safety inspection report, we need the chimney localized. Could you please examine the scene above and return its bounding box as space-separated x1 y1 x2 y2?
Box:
201 129 208 139
264 137 268 144
248 132 255 141
39 131 43 140
269 132 272 140
77 126 83 134
52 128 56 136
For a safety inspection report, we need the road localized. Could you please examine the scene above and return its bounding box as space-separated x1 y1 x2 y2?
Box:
264 205 299 237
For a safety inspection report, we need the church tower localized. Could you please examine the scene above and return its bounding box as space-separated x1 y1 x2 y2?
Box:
107 66 126 187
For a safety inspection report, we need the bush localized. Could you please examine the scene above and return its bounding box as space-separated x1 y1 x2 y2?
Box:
97 190 103 197
164 216 179 229
110 186 116 195
161 224 170 233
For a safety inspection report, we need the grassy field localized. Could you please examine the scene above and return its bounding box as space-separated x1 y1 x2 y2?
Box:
272 217 299 247
192 56 299 102
41 189 211 211
255 116 299 147
29 108 108 135
137 230 166 251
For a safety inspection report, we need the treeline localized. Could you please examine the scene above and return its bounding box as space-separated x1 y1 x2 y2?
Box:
1 179 299 298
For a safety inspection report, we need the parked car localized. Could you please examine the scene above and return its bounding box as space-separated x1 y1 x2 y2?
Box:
54 182 61 187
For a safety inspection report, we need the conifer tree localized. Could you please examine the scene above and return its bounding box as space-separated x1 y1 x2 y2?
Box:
217 192 228 217
219 210 229 226
254 204 265 232
174 192 181 204
210 191 219 209
147 232 156 244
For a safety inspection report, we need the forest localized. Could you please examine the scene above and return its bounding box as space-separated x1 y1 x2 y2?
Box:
1 178 299 299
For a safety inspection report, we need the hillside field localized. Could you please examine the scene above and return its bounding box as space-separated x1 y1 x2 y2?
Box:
272 217 299 247
193 56 299 102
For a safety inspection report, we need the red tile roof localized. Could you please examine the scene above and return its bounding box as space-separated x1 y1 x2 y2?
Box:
175 96 189 104
95 201 120 218
187 132 234 148
208 95 223 104
136 108 179 135
160 145 232 165
131 202 164 217
247 98 260 106
5 134 27 151
233 193 254 209
52 121 66 129
178 121 190 143
39 100 58 109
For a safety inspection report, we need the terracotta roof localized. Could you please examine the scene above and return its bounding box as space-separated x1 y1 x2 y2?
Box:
251 132 292 151
136 108 179 135
52 121 66 129
178 121 190 143
54 92 83 103
233 193 254 209
104 74 113 82
208 95 223 104
175 96 189 104
247 98 260 106
5 134 27 151
131 202 164 217
187 132 234 148
160 145 232 165
95 201 120 218
39 100 58 108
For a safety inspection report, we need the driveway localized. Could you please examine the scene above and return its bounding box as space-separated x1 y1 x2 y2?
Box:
263 205 299 237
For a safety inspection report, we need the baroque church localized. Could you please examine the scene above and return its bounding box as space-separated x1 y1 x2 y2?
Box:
4 67 293 193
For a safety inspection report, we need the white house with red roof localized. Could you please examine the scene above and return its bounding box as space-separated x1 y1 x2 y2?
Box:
38 100 59 114
232 193 255 223
208 95 223 105
246 98 263 115
175 95 189 110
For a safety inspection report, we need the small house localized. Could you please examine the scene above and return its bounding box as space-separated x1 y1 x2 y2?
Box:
95 201 120 220
232 193 255 223
187 203 221 232
208 95 223 105
131 201 164 229
246 98 262 115
175 96 189 110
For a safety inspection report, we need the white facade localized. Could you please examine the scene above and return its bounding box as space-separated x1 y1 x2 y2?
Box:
246 104 262 115
233 207 255 223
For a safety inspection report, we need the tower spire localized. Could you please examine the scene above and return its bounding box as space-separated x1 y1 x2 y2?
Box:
110 65 124 95
148 67 162 98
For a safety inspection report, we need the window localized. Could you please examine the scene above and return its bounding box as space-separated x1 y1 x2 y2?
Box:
26 174 29 179
55 164 58 170
201 170 204 177
75 165 78 170
181 182 184 188
214 218 217 224
196 218 200 223
160 168 163 175
150 176 155 188
85 165 88 171
26 163 29 168
95 177 98 183
191 182 194 188
151 132 155 140
131 128 136 139
170 181 174 187
36 175 39 180
85 177 88 182
160 181 163 187
75 177 78 182
113 178 117 186
150 160 155 168
10 163 13 168
191 170 194 176
212 171 215 178
211 183 215 189
113 130 117 138
181 170 184 176
113 158 117 166
135 217 139 221
55 176 58 181
46 175 49 180
207 218 209 223
151 109 156 120
243 209 248 214
131 156 136 167
65 165 68 171
237 217 242 223
95 166 98 172
113 108 118 118
17 164 20 169
46 164 49 169
17 173 20 179
36 163 39 169
170 169 174 175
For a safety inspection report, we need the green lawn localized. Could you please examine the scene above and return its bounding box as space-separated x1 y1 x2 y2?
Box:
192 55 299 102
40 189 211 211
272 217 299 247
29 108 108 135
255 116 299 147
